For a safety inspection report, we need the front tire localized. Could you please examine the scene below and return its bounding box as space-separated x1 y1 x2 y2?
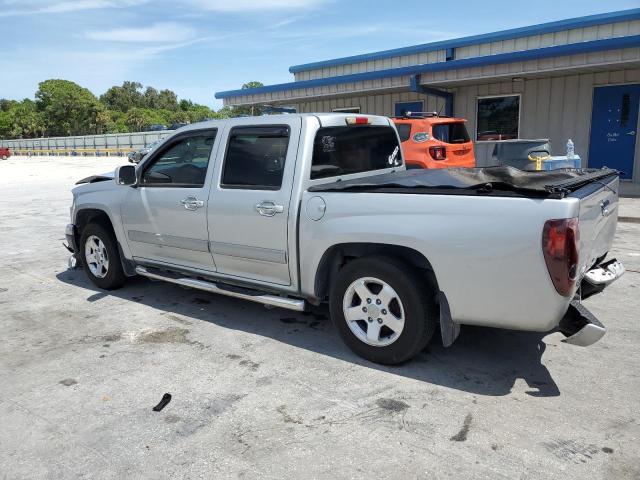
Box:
79 223 126 290
329 256 437 365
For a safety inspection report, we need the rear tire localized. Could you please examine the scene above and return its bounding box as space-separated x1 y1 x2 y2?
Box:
79 223 126 290
329 256 437 365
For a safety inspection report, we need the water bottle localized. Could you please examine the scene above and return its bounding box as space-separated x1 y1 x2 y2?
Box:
566 138 575 159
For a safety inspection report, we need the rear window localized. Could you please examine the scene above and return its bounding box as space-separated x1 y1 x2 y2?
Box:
311 126 402 180
432 123 470 144
395 124 412 142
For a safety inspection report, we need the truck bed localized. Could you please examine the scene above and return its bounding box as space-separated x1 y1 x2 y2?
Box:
308 166 619 199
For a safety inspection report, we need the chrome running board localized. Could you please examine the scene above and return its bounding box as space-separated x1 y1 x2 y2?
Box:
135 266 305 312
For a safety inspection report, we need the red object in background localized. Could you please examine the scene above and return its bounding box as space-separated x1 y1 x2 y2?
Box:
0 147 11 160
393 115 475 169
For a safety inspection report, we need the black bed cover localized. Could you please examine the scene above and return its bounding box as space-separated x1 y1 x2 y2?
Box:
308 166 619 199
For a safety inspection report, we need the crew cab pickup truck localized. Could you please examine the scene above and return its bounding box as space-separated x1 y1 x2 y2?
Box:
66 114 624 364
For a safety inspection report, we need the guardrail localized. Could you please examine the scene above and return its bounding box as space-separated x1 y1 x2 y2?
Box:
11 148 132 157
0 130 174 154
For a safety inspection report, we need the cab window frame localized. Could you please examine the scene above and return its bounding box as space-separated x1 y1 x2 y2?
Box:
138 128 217 188
220 125 291 191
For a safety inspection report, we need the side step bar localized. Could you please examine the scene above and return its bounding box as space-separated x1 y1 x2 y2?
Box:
135 266 305 312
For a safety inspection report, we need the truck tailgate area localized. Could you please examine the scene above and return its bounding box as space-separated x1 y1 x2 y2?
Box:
573 175 620 276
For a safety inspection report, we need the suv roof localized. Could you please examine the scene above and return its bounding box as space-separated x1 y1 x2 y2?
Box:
393 115 468 125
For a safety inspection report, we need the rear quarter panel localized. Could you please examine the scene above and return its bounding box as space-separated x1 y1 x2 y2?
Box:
299 191 580 331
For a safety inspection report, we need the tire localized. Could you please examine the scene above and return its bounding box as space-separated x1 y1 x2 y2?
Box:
329 256 437 365
1 155 6 160
79 222 126 290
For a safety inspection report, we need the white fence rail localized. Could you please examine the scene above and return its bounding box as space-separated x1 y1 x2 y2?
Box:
0 130 174 156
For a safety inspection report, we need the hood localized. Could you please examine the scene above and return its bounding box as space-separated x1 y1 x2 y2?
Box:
75 170 115 185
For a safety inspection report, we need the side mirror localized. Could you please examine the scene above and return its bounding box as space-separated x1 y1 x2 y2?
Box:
115 165 137 186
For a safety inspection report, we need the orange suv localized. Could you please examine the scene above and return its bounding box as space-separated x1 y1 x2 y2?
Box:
393 113 475 169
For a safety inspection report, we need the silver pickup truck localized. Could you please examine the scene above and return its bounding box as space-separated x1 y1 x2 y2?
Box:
66 113 624 364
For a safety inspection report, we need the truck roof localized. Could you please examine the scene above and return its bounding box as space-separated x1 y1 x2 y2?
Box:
180 113 393 132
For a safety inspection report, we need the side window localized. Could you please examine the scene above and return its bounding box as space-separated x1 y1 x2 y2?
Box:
141 130 216 187
221 126 290 190
395 123 412 142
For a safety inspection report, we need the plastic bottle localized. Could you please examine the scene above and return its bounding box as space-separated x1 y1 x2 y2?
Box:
566 138 575 159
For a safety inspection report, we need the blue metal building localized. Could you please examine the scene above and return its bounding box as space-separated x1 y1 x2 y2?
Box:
216 9 640 188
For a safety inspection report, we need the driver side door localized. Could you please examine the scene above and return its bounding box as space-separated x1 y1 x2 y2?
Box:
121 128 219 272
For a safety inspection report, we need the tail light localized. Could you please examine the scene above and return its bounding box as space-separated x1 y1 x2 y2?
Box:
429 146 447 160
345 116 371 125
542 218 580 296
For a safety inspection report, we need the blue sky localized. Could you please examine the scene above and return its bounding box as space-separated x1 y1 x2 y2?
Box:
1 0 638 108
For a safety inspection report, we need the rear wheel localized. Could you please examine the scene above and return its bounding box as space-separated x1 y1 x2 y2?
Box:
79 223 126 290
330 256 437 365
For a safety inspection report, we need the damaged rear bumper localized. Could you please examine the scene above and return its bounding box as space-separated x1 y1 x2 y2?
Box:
559 301 606 346
558 258 625 347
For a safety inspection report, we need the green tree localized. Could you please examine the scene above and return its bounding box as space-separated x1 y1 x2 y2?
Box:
7 100 46 138
157 89 178 111
35 79 101 136
94 107 112 134
100 81 144 112
125 107 161 132
143 87 159 109
0 99 18 112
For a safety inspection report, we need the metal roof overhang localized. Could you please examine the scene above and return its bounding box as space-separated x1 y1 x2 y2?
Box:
215 35 640 102
288 8 640 73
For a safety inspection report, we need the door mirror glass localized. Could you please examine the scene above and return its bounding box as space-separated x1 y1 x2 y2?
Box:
115 165 137 186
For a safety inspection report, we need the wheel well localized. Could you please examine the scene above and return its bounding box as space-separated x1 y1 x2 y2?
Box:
314 243 438 301
75 208 115 244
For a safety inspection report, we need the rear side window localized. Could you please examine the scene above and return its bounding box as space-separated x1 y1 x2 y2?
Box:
395 124 412 142
221 126 290 190
311 126 402 180
432 123 470 144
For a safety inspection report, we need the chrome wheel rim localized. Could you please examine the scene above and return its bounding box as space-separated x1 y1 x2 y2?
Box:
85 235 109 279
342 277 405 347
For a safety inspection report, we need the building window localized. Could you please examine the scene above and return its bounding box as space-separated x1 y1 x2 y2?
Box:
332 107 361 113
476 95 520 141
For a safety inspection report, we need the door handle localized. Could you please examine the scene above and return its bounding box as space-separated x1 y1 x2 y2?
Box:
180 196 204 211
627 131 636 136
255 201 284 217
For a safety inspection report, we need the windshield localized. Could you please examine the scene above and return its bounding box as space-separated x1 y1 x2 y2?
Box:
311 126 402 180
432 123 470 144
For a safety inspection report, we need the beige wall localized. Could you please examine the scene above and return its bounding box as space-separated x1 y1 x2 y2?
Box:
292 67 640 180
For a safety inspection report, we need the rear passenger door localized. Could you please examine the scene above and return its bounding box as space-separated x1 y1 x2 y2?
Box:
207 119 301 286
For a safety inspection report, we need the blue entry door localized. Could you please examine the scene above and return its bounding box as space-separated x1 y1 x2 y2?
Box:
588 84 639 179
395 101 424 117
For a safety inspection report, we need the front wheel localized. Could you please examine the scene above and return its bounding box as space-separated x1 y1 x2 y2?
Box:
79 223 126 290
329 256 437 365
